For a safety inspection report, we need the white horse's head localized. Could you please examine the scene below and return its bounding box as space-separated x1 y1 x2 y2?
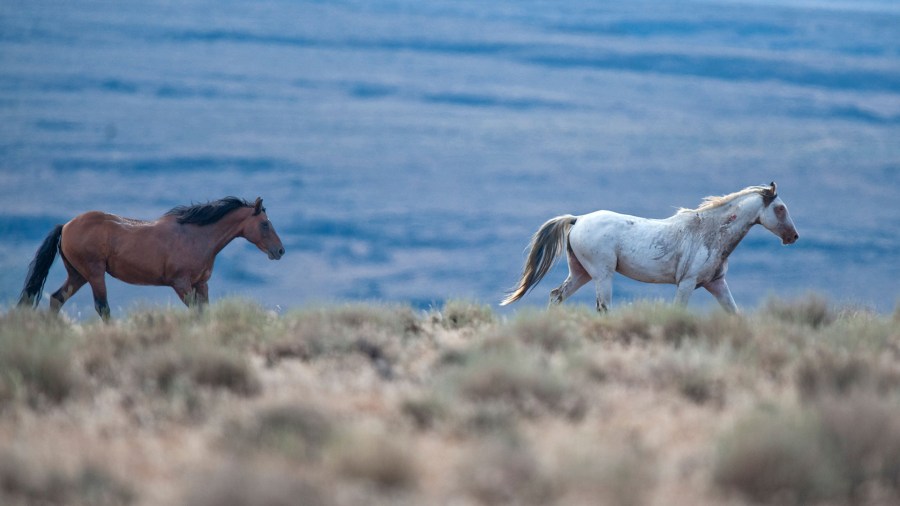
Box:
757 182 799 245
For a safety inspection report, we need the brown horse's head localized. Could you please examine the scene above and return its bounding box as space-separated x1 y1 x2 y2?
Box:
242 197 285 260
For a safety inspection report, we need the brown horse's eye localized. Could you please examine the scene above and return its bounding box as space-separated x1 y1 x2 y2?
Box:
261 221 270 230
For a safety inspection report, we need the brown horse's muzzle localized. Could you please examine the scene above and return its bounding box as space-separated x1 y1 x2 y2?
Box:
268 246 285 260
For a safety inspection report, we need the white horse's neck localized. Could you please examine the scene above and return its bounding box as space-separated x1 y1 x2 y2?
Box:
691 192 762 258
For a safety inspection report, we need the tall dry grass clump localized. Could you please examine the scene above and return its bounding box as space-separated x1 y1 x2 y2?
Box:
458 438 557 505
714 396 900 504
182 461 326 506
0 450 133 506
224 403 335 462
0 310 79 408
262 303 420 370
438 299 496 329
763 293 835 329
714 406 848 504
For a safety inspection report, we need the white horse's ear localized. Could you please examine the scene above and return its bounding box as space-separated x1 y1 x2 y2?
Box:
253 197 263 216
770 181 777 195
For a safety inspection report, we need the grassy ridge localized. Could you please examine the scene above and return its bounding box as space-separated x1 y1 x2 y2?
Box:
1 297 899 505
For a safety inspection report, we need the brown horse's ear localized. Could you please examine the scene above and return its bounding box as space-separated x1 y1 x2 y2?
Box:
253 197 263 216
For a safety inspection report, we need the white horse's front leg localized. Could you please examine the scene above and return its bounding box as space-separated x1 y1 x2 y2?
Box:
703 277 738 314
673 278 697 307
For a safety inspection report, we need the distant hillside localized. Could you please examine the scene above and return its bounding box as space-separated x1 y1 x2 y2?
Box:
1 297 899 506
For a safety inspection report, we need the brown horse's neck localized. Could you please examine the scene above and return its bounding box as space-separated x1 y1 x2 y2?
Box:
183 208 251 261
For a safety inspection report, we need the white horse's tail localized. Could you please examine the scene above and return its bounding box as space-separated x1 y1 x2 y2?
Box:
501 215 577 305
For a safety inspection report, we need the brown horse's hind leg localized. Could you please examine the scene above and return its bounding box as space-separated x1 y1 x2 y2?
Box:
87 275 111 322
50 276 87 313
50 256 87 314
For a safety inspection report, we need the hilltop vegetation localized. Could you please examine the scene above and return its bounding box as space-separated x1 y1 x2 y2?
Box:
1 297 899 506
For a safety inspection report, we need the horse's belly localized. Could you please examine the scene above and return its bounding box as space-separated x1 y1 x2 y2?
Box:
615 257 675 284
106 241 170 286
107 262 166 286
613 226 678 284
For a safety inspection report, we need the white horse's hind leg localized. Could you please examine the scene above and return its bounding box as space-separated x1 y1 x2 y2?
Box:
703 277 738 314
549 249 591 306
593 272 613 312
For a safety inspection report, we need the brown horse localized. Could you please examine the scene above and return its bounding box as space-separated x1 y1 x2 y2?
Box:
17 196 284 320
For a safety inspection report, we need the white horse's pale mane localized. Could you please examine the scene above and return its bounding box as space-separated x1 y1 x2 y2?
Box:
677 185 775 214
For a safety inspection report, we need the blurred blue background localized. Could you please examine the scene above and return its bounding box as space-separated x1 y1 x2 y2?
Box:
1 0 898 317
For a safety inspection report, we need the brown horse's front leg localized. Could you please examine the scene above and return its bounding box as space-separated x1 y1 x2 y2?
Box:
173 280 209 311
172 280 197 308
193 282 210 309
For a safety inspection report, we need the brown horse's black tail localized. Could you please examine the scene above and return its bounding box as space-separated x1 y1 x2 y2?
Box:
17 224 63 308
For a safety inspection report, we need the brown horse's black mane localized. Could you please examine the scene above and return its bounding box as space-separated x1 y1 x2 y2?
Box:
165 197 259 226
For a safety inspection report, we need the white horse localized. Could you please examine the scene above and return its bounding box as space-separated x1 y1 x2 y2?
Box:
501 182 798 313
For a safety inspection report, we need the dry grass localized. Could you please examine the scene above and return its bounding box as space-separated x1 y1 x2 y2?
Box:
0 294 897 505
0 310 80 408
224 403 335 462
0 450 133 506
438 299 496 330
181 460 326 506
714 406 847 504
